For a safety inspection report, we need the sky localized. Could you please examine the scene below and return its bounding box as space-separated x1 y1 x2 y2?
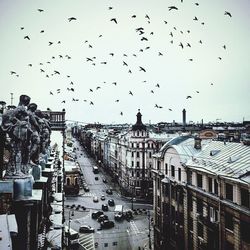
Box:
0 0 249 125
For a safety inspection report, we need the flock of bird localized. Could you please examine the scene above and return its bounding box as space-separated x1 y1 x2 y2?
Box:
8 1 232 117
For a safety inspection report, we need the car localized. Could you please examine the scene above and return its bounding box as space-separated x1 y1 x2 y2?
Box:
102 178 107 183
79 225 95 233
108 199 115 206
102 204 108 211
95 176 99 181
106 189 113 195
100 195 105 201
97 214 109 223
93 196 99 202
114 212 123 221
91 211 104 219
100 220 115 229
83 186 90 192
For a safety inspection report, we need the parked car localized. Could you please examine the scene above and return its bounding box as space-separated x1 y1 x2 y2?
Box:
79 225 95 233
102 204 108 211
106 189 113 195
93 196 99 202
91 211 103 219
108 199 115 206
97 214 109 223
100 195 105 200
100 220 115 229
95 176 99 181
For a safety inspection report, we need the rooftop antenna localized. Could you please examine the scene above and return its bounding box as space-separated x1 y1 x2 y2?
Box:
10 93 13 105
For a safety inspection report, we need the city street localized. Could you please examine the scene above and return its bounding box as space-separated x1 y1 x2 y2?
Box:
64 139 153 250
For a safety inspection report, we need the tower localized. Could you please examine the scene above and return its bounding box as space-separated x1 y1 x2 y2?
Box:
182 109 186 126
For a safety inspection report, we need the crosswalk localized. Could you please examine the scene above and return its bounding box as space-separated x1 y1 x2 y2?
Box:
129 220 140 235
79 232 95 250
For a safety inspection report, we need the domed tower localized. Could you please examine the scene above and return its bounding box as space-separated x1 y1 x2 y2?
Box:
132 109 146 132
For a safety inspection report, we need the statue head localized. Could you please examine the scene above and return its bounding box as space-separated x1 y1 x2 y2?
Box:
28 103 38 112
19 95 31 107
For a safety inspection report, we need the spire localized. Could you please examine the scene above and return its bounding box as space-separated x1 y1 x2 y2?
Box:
132 109 146 131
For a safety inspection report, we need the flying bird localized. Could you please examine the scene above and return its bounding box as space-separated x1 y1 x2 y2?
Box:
90 101 94 105
61 100 65 103
156 83 160 88
112 82 117 85
179 42 184 49
186 95 192 99
129 91 133 96
187 43 191 47
141 37 148 41
40 30 44 33
224 11 232 17
151 90 154 94
139 66 146 72
54 70 60 74
37 9 44 12
193 16 198 21
123 61 128 66
24 35 30 40
223 45 226 49
196 91 200 93
10 71 16 75
96 86 101 90
132 15 136 18
120 112 123 116
168 109 172 111
48 41 53 46
115 100 119 102
20 27 24 30
68 17 77 22
158 52 163 56
89 89 93 92
50 91 53 95
168 6 178 11
155 104 158 108
110 18 117 24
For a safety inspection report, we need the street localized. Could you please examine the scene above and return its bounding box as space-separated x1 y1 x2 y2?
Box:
64 138 153 250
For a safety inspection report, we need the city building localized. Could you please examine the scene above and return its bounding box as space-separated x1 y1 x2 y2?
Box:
152 135 250 250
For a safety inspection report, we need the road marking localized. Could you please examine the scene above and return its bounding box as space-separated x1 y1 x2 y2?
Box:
79 233 95 250
129 220 140 235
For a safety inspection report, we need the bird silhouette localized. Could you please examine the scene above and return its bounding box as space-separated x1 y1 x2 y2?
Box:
24 35 30 40
223 45 226 49
86 57 93 62
89 89 93 92
129 91 133 96
155 104 158 108
20 27 24 30
112 82 117 85
187 43 191 48
224 11 232 17
179 42 184 49
10 71 16 75
168 6 178 11
168 109 172 111
50 91 53 95
132 15 136 18
37 9 44 12
145 14 150 19
120 112 123 116
70 81 74 85
54 70 60 74
61 100 65 103
164 21 168 24
151 90 154 94
145 46 150 50
96 86 101 90
28 64 32 67
218 57 222 60
141 37 148 41
158 52 163 56
109 53 114 56
196 91 200 93
128 70 132 73
123 61 128 66
186 96 192 99
110 18 117 24
71 88 74 91
40 69 45 73
156 83 160 88
170 32 173 37
90 101 94 105
40 30 44 33
48 41 53 46
139 66 146 72
108 7 113 10
115 100 119 102
68 17 77 22
193 16 198 21
195 3 199 6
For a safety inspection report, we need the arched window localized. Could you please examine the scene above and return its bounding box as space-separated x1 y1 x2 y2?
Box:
74 177 78 185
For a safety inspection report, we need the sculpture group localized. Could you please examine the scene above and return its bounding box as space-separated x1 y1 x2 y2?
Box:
1 94 51 176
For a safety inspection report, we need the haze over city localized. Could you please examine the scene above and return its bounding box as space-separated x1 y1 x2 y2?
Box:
0 0 249 124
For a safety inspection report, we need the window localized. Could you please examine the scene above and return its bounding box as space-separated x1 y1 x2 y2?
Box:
74 177 78 185
131 161 134 167
178 168 181 181
208 177 212 192
165 163 168 175
214 179 218 195
131 171 134 177
241 220 250 243
198 222 203 237
209 207 218 222
136 171 140 177
136 161 140 168
136 152 140 158
197 173 202 188
149 152 152 158
197 198 203 214
157 161 161 170
137 131 139 136
241 188 249 208
131 152 134 157
171 165 175 178
66 177 70 185
225 212 234 231
137 143 139 148
226 183 233 201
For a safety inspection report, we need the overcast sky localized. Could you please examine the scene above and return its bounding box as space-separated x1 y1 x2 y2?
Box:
0 0 249 125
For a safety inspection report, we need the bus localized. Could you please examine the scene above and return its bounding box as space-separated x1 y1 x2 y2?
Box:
64 226 79 246
93 166 99 174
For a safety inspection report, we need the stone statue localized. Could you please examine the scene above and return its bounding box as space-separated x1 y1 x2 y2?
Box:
27 103 41 165
1 95 32 175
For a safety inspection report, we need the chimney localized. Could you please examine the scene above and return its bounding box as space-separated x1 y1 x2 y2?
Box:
194 136 202 149
182 109 186 126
